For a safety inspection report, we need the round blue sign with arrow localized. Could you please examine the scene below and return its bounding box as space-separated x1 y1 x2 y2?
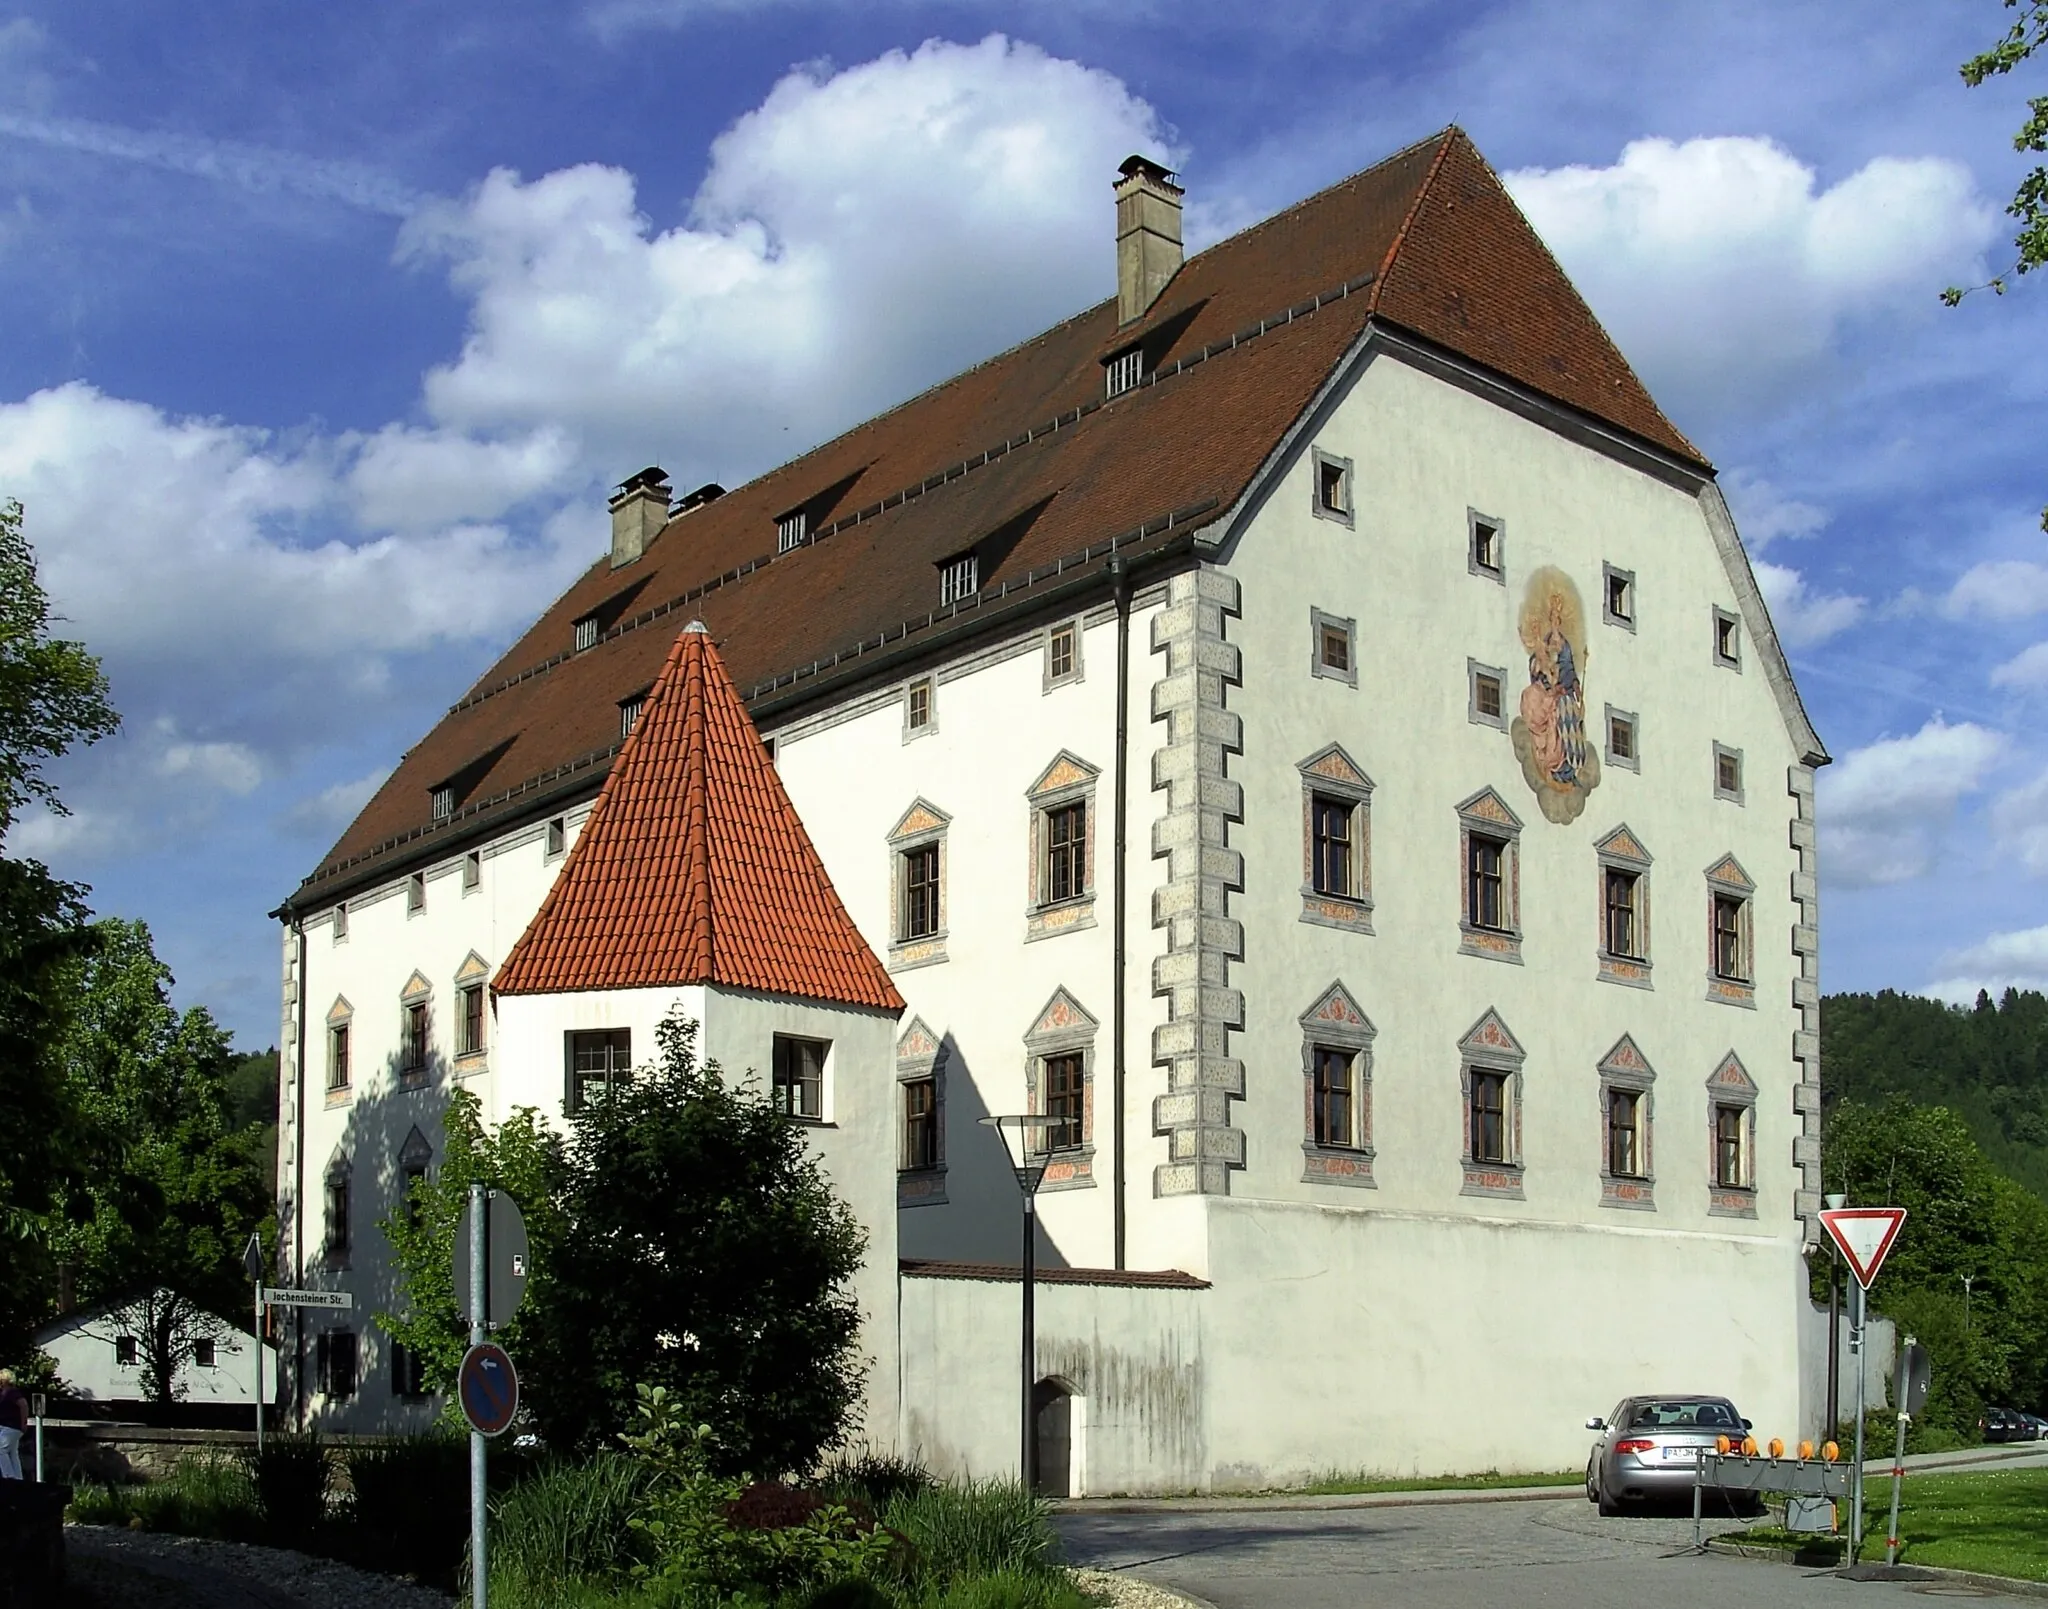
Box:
458 1342 519 1437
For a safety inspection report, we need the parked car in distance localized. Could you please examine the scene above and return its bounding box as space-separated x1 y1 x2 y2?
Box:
1585 1395 1752 1516
1981 1407 2033 1443
2017 1413 2048 1441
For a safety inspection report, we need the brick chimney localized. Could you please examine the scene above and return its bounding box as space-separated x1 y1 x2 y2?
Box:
608 466 671 569
1115 155 1183 325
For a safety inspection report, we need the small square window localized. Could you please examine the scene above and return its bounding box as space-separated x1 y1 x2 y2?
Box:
1469 659 1507 728
905 679 933 736
407 873 425 915
463 851 481 892
1714 743 1744 803
1310 609 1357 685
1603 565 1636 629
1468 512 1505 580
772 1035 827 1120
777 509 808 553
116 1335 138 1367
545 817 566 858
619 694 644 739
1105 347 1143 398
1311 450 1355 525
333 902 348 943
429 786 453 822
1320 622 1350 674
1713 608 1741 668
1048 623 1076 683
566 1028 631 1112
574 615 599 653
1608 711 1637 767
193 1338 216 1369
938 552 979 606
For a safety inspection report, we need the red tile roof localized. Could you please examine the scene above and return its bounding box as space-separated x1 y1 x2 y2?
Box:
491 623 903 1011
288 128 1706 910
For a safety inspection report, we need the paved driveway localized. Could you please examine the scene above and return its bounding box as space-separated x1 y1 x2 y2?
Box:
1059 1494 2034 1608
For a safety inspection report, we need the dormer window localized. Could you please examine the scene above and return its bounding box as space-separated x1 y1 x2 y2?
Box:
574 614 599 653
619 693 645 739
429 785 454 822
939 552 979 606
1105 346 1144 398
777 509 809 554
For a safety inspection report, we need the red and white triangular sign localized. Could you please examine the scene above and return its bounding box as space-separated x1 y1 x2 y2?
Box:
1820 1207 1907 1289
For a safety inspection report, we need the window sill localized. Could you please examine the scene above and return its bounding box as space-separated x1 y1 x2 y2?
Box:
1300 891 1373 934
1598 953 1653 990
888 936 949 972
324 1086 352 1108
1025 897 1096 944
1459 924 1523 964
897 1167 948 1208
1033 1147 1096 1191
1706 975 1756 1009
780 1115 836 1129
451 1056 489 1080
1460 1163 1524 1200
1708 1186 1758 1218
399 1068 432 1092
1600 1176 1657 1211
1301 1144 1376 1188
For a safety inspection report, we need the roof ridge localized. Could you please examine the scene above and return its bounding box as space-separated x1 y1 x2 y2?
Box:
1368 128 1460 318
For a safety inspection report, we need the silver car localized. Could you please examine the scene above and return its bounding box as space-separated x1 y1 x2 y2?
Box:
1584 1394 1751 1515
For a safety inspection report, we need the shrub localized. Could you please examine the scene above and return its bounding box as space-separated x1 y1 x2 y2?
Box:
487 1451 653 1600
244 1429 329 1544
65 1455 259 1541
346 1432 469 1580
816 1450 936 1511
881 1481 1061 1594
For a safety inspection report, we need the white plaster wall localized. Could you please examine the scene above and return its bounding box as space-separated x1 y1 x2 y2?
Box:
897 1274 1205 1493
1222 351 1804 1235
43 1316 276 1406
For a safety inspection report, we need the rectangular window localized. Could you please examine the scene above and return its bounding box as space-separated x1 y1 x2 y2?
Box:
1715 745 1743 800
566 1028 631 1113
325 1175 351 1257
1609 713 1636 763
1713 1104 1746 1187
1608 1088 1642 1178
401 1000 429 1073
430 786 453 822
116 1335 138 1367
546 817 566 858
1312 1046 1355 1149
619 695 644 739
392 1341 427 1400
1605 568 1634 626
192 1337 216 1368
327 1022 351 1092
1604 868 1641 959
1105 347 1143 397
1310 794 1354 898
1043 801 1087 904
1049 623 1076 681
901 1077 937 1170
318 1330 357 1400
777 509 809 553
1468 834 1507 931
574 614 599 653
1470 1071 1508 1164
1319 621 1352 674
1317 457 1349 516
938 552 979 605
1470 516 1503 577
772 1035 827 1120
1475 671 1502 721
901 842 940 940
1043 1053 1084 1150
1714 608 1741 667
906 679 932 733
407 872 426 914
463 851 481 891
402 1164 428 1228
458 983 486 1057
333 901 348 942
1712 893 1749 981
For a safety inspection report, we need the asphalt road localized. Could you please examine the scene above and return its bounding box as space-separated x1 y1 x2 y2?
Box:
1059 1494 2038 1608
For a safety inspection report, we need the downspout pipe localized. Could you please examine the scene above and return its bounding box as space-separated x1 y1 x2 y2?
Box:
1110 558 1131 1270
290 917 308 1430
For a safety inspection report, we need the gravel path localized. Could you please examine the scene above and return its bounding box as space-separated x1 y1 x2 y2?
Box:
1072 1565 1211 1608
67 1525 455 1609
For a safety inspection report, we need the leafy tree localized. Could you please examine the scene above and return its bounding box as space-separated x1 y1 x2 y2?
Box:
47 920 275 1402
1947 0 2048 304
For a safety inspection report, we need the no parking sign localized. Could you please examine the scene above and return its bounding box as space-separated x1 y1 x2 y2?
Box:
459 1342 519 1437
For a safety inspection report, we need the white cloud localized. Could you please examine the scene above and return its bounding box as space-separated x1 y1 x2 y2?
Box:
1818 716 2005 886
401 34 1172 486
281 767 391 836
156 729 264 796
1722 469 1828 550
1990 771 2048 876
1927 925 2048 1003
1505 137 1998 422
1754 560 1864 649
1945 559 2048 622
1992 641 2048 692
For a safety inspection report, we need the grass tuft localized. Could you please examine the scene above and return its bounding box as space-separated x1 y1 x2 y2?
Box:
1293 1468 1582 1496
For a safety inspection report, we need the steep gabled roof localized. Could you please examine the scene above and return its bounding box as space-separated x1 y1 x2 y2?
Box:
289 127 1708 908
491 623 902 1011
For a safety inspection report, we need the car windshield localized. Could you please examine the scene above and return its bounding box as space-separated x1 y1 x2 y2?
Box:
1627 1399 1738 1430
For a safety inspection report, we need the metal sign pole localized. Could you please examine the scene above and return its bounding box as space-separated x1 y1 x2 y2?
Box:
255 1282 265 1455
469 1181 488 1609
1885 1409 1910 1564
1021 1190 1037 1494
31 1395 44 1484
1850 1279 1867 1557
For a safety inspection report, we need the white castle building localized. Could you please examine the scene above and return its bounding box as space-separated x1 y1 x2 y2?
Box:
273 128 1829 1491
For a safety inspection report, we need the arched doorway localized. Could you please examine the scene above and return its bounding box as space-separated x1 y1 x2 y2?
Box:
1033 1378 1076 1497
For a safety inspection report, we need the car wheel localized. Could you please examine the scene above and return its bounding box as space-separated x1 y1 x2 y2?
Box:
1586 1459 1600 1505
1595 1474 1623 1517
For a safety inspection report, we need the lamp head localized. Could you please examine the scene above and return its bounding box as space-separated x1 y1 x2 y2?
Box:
980 1113 1058 1195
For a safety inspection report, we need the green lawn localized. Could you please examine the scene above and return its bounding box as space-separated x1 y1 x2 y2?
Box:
1293 1469 1583 1497
1855 1467 2048 1582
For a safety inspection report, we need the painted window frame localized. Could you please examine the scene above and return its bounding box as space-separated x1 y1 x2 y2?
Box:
1597 1034 1657 1210
1024 988 1098 1192
895 1017 948 1206
454 952 490 1067
1298 745 1374 933
398 972 432 1085
1025 752 1100 942
1467 508 1506 583
1457 1010 1526 1199
1704 855 1757 1009
886 799 950 971
1299 984 1376 1188
1706 1052 1760 1217
1468 658 1508 730
1603 563 1637 631
1594 824 1654 989
325 998 353 1101
1311 448 1355 527
1605 704 1640 773
1456 789 1524 963
1310 607 1358 686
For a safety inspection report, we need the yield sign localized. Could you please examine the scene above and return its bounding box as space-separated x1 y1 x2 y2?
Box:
1820 1207 1907 1289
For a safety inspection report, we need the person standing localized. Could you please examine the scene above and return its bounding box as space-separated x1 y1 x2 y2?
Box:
0 1369 26 1479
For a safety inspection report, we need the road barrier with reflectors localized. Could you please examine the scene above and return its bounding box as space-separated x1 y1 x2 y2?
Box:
1692 1443 1850 1549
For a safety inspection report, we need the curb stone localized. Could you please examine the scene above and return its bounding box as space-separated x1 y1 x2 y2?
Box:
1071 1567 1219 1609
1706 1537 2048 1600
1055 1483 1583 1516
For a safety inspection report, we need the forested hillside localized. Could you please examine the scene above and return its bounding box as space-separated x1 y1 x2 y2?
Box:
1823 989 2048 1202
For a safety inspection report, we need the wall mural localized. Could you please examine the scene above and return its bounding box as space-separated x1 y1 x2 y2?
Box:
1510 566 1600 824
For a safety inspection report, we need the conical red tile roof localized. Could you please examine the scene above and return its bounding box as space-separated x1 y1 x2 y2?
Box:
493 622 903 1011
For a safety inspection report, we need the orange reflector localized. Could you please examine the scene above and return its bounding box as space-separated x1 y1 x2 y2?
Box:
1741 1436 1758 1456
1822 1440 1839 1462
1715 1435 1731 1455
1769 1438 1784 1459
1798 1440 1814 1461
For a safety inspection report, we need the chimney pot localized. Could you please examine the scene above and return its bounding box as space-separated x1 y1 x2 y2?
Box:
1114 154 1183 326
608 466 671 568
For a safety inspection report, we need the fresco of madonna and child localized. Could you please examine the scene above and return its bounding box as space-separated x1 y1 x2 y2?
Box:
1510 566 1601 825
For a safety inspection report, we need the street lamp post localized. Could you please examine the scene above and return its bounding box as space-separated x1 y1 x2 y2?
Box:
981 1114 1055 1494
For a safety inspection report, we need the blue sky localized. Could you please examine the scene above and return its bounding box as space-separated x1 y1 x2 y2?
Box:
1 1 2044 1049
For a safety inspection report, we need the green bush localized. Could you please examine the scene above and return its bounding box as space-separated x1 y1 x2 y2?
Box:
487 1451 654 1600
346 1432 469 1580
880 1481 1062 1595
66 1455 260 1541
816 1450 936 1512
245 1430 330 1544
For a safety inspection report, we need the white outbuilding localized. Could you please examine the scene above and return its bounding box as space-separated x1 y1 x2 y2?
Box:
35 1295 277 1409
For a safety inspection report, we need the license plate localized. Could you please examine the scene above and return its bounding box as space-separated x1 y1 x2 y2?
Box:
1663 1445 1707 1461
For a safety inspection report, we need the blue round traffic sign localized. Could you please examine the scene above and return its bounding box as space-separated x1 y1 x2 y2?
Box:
458 1342 519 1437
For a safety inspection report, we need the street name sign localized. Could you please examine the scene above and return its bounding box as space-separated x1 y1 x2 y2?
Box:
1819 1207 1907 1290
261 1287 353 1310
459 1342 519 1437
